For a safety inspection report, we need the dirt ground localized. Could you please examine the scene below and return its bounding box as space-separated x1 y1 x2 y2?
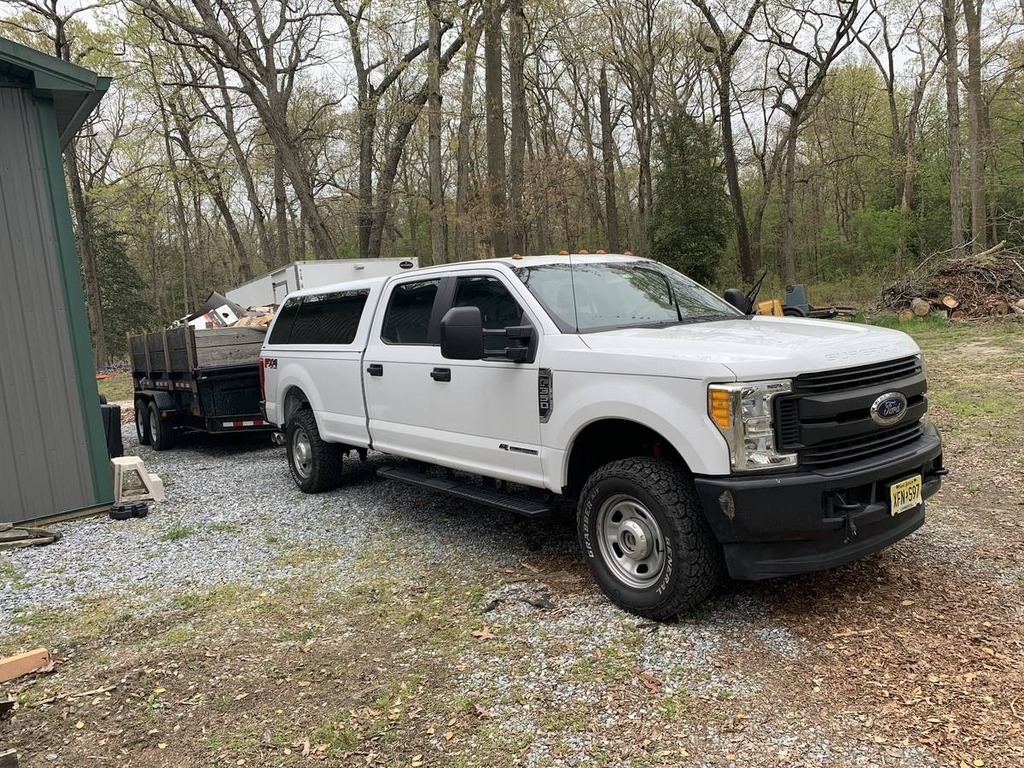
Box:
2 319 1022 768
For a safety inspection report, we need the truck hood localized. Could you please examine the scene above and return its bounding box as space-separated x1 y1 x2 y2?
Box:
579 316 920 380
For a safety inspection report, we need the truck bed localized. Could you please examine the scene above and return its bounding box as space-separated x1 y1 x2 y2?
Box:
129 326 265 375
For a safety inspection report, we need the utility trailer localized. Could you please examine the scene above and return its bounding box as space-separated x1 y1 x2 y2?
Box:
129 325 270 450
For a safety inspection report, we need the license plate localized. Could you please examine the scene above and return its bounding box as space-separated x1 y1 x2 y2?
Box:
889 475 923 516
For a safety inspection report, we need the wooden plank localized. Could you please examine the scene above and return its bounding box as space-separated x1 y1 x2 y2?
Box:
193 328 267 348
184 325 198 370
195 344 263 367
162 330 171 372
0 648 50 683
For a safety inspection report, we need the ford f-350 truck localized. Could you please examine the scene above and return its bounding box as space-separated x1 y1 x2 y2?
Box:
259 254 944 619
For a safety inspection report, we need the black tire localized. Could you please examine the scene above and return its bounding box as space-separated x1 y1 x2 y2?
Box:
783 307 806 317
286 408 343 493
577 457 722 620
148 401 174 451
135 398 151 446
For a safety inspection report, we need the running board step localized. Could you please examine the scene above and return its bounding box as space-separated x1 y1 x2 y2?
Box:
377 465 554 518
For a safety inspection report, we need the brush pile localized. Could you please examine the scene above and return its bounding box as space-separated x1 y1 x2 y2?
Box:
881 242 1024 318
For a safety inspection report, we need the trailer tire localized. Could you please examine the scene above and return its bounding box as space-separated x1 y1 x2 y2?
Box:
286 408 343 493
577 457 722 620
135 399 151 446
148 401 175 451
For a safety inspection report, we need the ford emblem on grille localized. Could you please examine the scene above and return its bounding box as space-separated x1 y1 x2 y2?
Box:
870 392 908 426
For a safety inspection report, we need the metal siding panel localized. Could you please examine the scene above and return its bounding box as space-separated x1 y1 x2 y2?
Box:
0 87 97 523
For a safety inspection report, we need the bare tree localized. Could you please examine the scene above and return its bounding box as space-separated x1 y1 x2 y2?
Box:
508 0 527 255
598 64 621 252
334 0 476 259
2 0 117 363
454 18 481 261
761 0 867 282
962 0 988 251
427 0 447 265
483 0 508 257
942 0 966 254
138 0 337 260
691 0 763 281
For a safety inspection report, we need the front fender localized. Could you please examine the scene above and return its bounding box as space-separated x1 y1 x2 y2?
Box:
542 371 731 488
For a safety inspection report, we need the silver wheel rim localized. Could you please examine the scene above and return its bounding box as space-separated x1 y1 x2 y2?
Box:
291 426 312 479
149 407 159 443
136 405 146 437
596 493 666 589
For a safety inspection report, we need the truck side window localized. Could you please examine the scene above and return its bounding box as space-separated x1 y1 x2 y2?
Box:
268 297 301 344
381 279 441 345
452 276 528 351
289 290 370 345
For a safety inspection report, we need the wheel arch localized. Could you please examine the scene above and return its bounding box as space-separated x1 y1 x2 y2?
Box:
563 418 688 498
282 385 312 426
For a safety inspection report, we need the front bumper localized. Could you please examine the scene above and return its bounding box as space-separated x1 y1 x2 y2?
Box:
693 421 944 580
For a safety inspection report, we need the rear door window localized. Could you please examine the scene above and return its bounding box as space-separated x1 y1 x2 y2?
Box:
269 290 369 345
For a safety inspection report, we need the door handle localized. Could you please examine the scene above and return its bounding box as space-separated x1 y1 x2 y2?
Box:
366 363 383 377
430 367 451 382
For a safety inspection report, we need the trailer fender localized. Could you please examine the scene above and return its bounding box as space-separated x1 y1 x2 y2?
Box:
136 390 177 414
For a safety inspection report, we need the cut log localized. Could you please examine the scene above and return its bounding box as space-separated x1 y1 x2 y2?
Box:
0 648 50 683
897 309 913 323
910 298 931 316
941 295 959 309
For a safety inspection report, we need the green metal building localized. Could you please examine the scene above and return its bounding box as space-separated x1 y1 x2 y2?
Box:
0 36 112 524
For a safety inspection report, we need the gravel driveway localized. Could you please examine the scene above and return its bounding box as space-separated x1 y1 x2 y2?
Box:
1 325 1022 768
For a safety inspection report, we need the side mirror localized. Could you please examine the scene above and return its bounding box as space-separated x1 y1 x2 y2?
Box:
724 288 751 314
440 306 484 360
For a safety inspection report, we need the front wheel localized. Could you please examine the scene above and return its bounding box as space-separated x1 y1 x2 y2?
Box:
286 408 343 493
577 457 721 620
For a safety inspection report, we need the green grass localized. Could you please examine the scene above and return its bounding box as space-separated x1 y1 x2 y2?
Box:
160 522 196 542
97 370 135 403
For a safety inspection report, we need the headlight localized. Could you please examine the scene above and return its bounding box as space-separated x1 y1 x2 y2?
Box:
708 380 798 472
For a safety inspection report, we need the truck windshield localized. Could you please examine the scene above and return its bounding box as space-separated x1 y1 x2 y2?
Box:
513 260 744 332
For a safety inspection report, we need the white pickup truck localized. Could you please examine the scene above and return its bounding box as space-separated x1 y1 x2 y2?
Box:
259 254 944 619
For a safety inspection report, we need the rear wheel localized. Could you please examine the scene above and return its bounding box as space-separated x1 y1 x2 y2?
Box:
577 457 721 620
148 401 174 451
286 408 343 493
135 399 151 446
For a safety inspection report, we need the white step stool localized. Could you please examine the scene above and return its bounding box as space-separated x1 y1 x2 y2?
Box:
110 457 165 504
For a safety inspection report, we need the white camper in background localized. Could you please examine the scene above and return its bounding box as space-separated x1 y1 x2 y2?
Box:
226 258 419 308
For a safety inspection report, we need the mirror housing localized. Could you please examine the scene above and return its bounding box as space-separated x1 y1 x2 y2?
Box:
724 288 751 314
440 306 485 360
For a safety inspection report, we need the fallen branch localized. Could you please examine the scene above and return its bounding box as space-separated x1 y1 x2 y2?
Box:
28 684 117 708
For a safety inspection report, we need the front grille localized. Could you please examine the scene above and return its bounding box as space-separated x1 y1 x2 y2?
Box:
798 422 924 469
777 355 928 469
792 355 921 395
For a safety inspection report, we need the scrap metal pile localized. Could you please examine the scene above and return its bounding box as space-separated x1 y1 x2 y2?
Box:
882 243 1024 319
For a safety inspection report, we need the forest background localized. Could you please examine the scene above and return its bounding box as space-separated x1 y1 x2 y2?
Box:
1 0 1018 364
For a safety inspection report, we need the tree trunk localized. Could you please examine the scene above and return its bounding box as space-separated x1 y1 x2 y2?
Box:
718 55 754 280
427 1 447 266
273 148 290 263
598 65 621 253
507 0 527 256
484 0 508 258
455 22 480 261
65 145 106 365
943 0 966 256
783 121 799 284
963 0 987 253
